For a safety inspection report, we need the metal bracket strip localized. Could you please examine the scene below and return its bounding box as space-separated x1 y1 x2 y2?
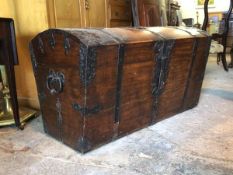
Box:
72 103 102 116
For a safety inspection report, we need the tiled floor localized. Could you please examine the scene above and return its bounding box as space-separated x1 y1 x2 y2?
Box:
0 55 233 175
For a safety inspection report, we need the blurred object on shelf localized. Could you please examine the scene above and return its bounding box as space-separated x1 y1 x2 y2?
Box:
193 11 201 29
182 18 194 27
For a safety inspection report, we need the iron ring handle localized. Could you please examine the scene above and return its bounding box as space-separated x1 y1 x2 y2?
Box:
46 70 65 95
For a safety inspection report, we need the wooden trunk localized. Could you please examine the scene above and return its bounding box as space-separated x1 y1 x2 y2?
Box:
29 27 211 153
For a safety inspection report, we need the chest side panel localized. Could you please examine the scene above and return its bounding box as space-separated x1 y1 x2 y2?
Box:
30 31 84 151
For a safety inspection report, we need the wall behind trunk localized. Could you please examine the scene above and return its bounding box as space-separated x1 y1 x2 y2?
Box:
178 0 230 24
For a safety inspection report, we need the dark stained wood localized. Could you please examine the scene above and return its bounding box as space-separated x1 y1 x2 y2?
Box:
30 27 211 153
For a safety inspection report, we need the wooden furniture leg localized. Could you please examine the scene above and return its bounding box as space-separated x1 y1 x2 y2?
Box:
229 47 233 68
219 0 233 71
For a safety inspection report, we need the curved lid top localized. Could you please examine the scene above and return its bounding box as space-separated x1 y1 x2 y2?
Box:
41 27 209 47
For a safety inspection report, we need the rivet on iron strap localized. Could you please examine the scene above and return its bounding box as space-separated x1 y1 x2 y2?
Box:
114 44 125 123
49 30 56 49
64 34 71 55
38 37 45 54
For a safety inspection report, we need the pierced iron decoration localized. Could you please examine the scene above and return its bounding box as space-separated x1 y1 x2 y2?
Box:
152 40 175 121
153 40 175 96
80 43 97 86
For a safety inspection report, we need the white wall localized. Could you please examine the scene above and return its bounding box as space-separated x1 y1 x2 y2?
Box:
177 0 230 24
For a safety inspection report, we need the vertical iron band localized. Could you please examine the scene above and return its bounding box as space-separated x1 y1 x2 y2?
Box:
114 44 125 123
152 40 175 122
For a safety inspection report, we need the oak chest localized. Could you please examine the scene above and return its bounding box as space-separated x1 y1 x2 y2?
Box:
30 27 211 153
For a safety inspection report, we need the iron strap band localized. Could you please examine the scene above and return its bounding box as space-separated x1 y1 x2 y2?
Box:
167 26 197 37
98 29 125 123
167 26 210 37
130 27 175 122
73 42 101 117
79 42 97 87
136 27 166 40
99 29 124 44
151 39 175 122
74 29 126 120
114 44 125 123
